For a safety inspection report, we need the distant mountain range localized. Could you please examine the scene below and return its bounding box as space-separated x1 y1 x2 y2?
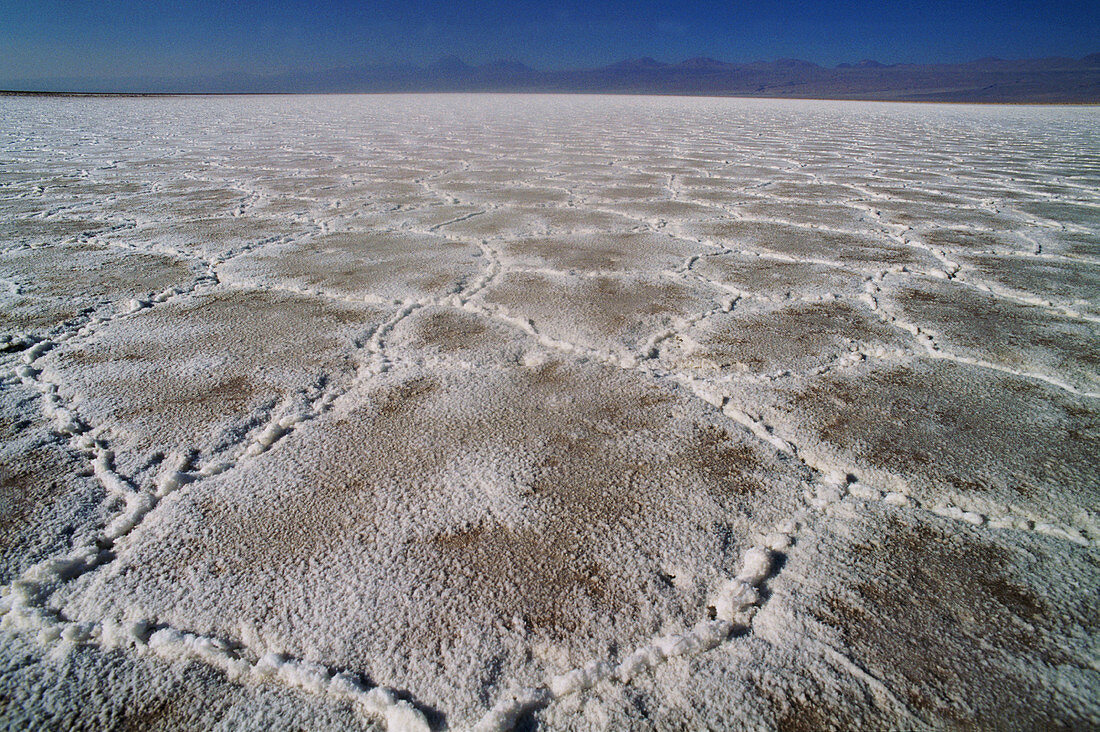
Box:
6 53 1100 103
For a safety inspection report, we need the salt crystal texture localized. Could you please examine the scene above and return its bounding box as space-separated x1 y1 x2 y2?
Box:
1 94 1097 730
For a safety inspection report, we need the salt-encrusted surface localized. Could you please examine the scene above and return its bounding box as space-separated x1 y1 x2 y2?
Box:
1 94 1097 730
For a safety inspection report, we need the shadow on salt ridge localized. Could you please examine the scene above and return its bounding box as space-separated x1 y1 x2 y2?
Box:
58 357 811 727
347 204 486 234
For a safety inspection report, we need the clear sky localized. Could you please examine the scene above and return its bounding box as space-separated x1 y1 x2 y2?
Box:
2 0 1098 82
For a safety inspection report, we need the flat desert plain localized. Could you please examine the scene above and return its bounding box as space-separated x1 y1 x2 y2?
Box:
0 95 1097 730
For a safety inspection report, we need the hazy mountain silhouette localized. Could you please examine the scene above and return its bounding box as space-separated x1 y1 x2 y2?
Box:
5 53 1099 102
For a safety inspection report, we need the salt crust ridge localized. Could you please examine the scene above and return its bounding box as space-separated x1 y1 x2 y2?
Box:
0 96 1097 729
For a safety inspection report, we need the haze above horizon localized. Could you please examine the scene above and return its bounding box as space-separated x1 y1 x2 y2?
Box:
2 0 1099 84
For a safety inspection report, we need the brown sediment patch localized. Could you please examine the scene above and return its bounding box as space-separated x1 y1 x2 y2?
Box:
481 271 704 348
686 300 906 375
406 309 489 353
921 227 1023 252
780 359 1099 517
376 376 439 416
0 419 100 584
690 219 936 270
683 425 766 498
887 276 1099 389
0 446 76 537
423 520 616 640
693 254 864 299
220 231 480 300
117 694 186 732
110 374 260 424
810 514 1089 726
110 358 807 703
503 231 691 273
772 691 859 732
0 218 115 247
40 290 379 465
0 243 195 334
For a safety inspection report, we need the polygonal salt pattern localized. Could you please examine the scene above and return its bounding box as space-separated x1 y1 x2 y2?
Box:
0 94 1097 730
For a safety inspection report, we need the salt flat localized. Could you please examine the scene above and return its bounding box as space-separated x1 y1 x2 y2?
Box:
0 94 1097 730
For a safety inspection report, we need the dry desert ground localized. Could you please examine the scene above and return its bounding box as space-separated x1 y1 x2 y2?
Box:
0 94 1098 730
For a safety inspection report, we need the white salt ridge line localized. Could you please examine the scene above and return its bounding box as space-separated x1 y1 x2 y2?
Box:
79 233 201 266
848 201 961 280
0 332 38 352
9 266 224 441
3 308 348 606
915 493 1094 546
906 319 1095 396
18 293 401 587
15 361 86 436
452 241 503 304
499 264 715 286
464 285 888 415
688 241 859 276
676 362 1100 548
949 273 1100 325
657 301 910 386
0 448 187 608
639 294 739 361
858 277 1100 396
8 261 217 360
7 252 372 591
457 299 625 368
14 156 1093 725
1 378 433 729
864 188 1099 294
991 247 1100 268
0 597 429 732
670 383 798 456
475 536 791 732
360 301 425 376
91 447 136 499
797 453 1100 547
428 209 485 232
207 232 302 271
705 213 873 241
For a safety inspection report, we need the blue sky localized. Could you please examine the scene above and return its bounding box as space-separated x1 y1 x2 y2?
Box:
2 0 1098 81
